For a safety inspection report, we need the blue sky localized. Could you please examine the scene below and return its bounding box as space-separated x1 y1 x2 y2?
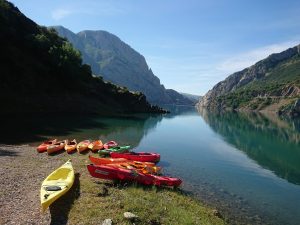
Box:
11 0 300 95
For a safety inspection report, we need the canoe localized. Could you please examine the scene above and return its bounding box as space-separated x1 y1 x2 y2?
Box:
77 140 91 153
89 155 160 174
110 152 160 163
87 164 181 187
41 160 74 212
65 139 77 153
98 145 130 156
103 141 118 149
88 140 104 152
47 140 66 155
37 139 57 153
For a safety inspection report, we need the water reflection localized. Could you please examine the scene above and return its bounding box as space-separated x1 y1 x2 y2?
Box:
0 114 162 146
198 108 300 185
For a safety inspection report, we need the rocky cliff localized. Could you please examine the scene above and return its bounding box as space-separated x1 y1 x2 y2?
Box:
0 0 165 115
53 26 193 106
198 44 300 117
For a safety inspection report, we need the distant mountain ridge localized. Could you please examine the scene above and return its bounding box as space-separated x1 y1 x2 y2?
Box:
180 92 201 104
198 44 300 117
52 26 193 106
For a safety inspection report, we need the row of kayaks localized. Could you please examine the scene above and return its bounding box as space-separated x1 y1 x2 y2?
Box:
39 139 182 212
37 139 121 154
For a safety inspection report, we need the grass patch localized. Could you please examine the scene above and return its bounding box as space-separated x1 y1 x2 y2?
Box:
61 154 225 225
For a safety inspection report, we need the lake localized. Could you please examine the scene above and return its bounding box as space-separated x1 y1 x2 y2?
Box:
1 106 300 225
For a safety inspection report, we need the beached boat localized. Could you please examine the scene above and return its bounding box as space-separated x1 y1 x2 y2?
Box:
103 141 118 149
98 145 130 156
37 139 57 153
40 160 74 212
77 140 91 153
88 140 104 152
89 155 155 166
110 152 160 163
65 139 77 153
87 164 181 187
47 140 66 155
89 155 160 174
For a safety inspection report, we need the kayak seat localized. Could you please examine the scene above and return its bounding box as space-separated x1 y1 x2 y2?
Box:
45 186 62 191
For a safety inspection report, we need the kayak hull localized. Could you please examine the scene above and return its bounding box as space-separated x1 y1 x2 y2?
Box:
89 155 160 174
37 139 57 153
47 141 65 155
110 152 160 163
89 155 155 166
77 140 91 153
87 164 181 187
88 140 104 152
65 139 77 154
40 160 74 212
103 141 118 149
99 145 130 156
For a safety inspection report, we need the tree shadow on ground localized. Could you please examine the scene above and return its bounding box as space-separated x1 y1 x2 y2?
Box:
0 147 19 157
49 173 81 225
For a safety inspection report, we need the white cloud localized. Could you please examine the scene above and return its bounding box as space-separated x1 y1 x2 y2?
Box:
50 1 128 21
217 40 299 74
51 9 72 20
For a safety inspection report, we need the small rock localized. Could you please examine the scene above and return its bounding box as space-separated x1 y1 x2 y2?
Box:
102 218 112 225
124 212 138 220
212 209 223 218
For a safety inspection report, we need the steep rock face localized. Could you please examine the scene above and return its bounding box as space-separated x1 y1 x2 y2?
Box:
198 44 300 115
53 26 193 105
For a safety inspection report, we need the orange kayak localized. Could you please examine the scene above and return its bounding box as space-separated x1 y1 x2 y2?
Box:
89 155 155 166
47 140 66 155
88 140 104 152
37 139 57 153
89 155 160 174
107 162 161 174
65 139 77 153
77 140 91 153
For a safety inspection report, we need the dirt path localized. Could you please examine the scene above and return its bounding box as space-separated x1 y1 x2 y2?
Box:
0 144 69 225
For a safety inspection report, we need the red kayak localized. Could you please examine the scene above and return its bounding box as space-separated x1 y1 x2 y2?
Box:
87 164 181 187
103 141 118 149
37 139 57 153
110 152 160 163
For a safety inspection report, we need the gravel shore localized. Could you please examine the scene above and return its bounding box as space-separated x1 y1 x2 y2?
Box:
0 144 71 225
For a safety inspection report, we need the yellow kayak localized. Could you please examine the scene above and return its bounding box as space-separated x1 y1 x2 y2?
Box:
40 160 74 212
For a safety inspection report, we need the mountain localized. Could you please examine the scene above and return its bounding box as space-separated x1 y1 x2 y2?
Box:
52 26 193 106
179 92 201 104
0 0 165 114
198 45 300 117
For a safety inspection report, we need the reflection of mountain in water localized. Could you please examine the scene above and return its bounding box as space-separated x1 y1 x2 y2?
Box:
199 108 300 185
162 105 197 117
0 114 163 147
96 114 164 148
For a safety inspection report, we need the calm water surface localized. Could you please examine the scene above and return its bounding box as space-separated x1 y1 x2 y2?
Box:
1 107 300 225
